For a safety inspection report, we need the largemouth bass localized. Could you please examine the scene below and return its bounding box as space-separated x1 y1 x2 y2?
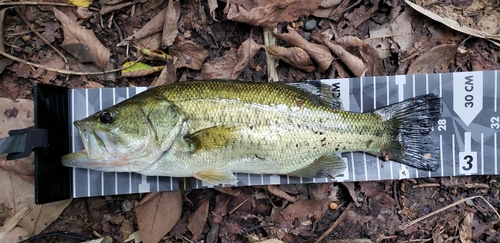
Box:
62 80 442 184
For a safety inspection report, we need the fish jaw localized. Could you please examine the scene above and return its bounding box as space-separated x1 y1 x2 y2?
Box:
61 150 150 172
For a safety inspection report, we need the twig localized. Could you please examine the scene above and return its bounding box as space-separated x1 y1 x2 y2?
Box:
263 27 278 82
0 2 74 7
413 183 440 188
315 202 354 243
0 48 141 75
462 183 489 189
403 196 500 228
228 192 255 215
0 207 29 240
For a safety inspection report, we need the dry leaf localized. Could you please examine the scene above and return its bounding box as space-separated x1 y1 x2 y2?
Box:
320 35 366 76
0 99 72 236
53 8 111 70
459 212 473 243
135 191 182 243
225 0 322 28
280 199 329 223
266 46 316 72
121 62 165 78
407 44 457 74
267 185 297 203
201 48 238 79
274 26 333 72
151 59 176 87
405 0 500 46
201 37 261 79
208 0 218 20
0 159 34 183
0 227 28 243
162 0 181 48
137 33 162 51
313 0 351 21
335 36 385 76
169 41 209 70
187 200 209 240
119 8 167 46
231 37 261 79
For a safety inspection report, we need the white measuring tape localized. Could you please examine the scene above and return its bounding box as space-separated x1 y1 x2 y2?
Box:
68 70 499 198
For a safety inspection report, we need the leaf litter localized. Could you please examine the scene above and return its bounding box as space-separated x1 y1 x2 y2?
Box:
0 0 500 242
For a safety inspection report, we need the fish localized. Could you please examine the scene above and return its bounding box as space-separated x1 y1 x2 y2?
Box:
61 80 442 184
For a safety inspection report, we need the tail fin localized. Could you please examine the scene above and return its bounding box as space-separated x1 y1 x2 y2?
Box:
374 94 442 171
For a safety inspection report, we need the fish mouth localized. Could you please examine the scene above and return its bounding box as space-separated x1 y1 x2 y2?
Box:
74 120 115 160
62 121 128 170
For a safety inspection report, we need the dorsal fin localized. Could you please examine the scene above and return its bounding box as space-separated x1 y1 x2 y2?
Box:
285 81 343 110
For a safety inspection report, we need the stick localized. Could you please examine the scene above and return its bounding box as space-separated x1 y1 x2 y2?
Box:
403 195 500 228
315 202 353 243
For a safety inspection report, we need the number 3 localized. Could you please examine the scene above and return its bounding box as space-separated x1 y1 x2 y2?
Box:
462 155 473 171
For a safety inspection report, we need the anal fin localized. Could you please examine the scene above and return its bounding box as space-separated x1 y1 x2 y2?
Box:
193 170 238 185
288 154 347 178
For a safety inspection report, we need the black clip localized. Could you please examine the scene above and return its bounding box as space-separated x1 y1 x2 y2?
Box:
6 127 48 160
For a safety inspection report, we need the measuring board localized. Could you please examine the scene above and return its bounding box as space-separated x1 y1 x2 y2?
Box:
66 70 499 198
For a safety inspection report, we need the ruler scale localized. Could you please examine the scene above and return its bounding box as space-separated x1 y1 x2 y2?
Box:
67 71 500 198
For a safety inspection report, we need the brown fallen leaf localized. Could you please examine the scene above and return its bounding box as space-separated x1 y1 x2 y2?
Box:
201 37 261 79
33 51 65 84
334 35 385 76
208 0 218 20
405 0 500 46
320 34 366 76
407 44 457 74
267 185 297 203
345 4 379 28
187 200 210 240
274 26 333 72
151 59 176 87
162 0 181 48
459 212 473 243
313 0 351 21
0 159 34 183
225 0 322 28
231 37 262 79
135 191 182 243
53 8 111 70
137 33 162 51
0 97 72 236
266 46 316 72
280 199 329 223
118 8 167 46
169 41 209 70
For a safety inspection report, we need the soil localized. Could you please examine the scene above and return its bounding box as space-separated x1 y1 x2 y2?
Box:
2 0 500 242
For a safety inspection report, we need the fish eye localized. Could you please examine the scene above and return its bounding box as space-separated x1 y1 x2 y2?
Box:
100 110 115 124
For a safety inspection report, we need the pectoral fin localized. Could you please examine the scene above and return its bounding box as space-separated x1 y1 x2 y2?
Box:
288 154 347 178
193 170 238 185
184 126 238 153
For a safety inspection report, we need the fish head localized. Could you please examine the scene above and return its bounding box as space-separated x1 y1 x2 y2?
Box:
62 95 185 172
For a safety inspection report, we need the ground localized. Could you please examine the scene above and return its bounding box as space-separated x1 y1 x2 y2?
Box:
1 0 500 242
